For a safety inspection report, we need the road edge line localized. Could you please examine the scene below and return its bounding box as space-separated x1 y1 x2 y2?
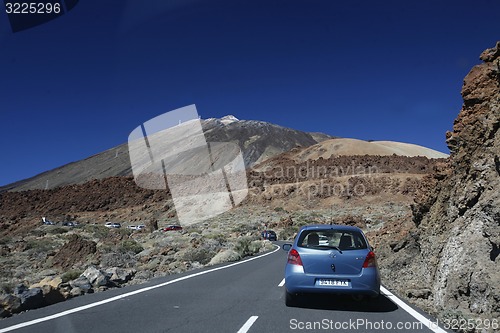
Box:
381 286 448 333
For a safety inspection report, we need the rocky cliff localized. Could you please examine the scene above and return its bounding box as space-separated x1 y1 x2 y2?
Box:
391 42 499 327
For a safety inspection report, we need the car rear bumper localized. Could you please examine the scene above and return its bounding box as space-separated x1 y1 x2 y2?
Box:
285 266 380 296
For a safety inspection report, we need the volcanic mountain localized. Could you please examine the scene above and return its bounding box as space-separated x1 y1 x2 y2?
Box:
0 116 331 192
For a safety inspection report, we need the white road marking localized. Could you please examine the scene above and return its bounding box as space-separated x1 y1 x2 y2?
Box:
236 316 258 333
0 246 280 333
278 278 285 287
381 286 447 333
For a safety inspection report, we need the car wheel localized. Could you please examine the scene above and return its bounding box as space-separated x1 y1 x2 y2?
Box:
285 290 298 307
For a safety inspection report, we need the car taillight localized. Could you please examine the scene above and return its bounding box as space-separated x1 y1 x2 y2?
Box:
362 251 377 268
287 249 303 266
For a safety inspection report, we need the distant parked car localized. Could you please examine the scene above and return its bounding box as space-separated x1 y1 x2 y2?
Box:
128 225 146 231
41 217 55 225
105 222 121 228
162 225 182 232
282 224 380 306
261 230 277 241
62 221 77 227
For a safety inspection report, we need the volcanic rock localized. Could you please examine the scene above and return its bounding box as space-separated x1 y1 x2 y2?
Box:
403 42 500 321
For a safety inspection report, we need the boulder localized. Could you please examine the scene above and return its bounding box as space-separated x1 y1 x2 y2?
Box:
70 287 83 297
105 267 136 284
30 276 62 290
0 293 21 315
58 284 72 299
82 266 110 287
0 307 9 318
69 276 93 293
41 285 65 305
13 284 28 297
18 288 44 311
208 249 241 265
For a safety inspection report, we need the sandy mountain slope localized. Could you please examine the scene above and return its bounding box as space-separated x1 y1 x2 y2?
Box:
251 138 448 173
283 138 448 163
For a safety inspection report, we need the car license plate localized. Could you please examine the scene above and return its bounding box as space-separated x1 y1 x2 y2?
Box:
317 279 349 287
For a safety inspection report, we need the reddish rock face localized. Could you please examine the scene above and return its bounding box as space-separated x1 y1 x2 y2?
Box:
447 42 500 153
404 42 500 322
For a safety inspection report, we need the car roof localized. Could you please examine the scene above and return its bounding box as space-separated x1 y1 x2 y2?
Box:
299 224 363 233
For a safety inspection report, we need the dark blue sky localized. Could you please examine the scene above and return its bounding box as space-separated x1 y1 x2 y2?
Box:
1 0 499 186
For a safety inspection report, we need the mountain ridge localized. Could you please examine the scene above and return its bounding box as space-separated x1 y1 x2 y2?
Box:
1 116 447 192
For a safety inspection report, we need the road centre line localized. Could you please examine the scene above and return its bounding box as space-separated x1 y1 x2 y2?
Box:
236 316 258 333
0 246 281 333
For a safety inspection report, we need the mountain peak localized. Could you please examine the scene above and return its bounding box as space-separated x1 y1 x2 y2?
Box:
220 115 239 125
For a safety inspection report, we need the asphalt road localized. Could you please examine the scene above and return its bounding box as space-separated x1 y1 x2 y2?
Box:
0 243 449 333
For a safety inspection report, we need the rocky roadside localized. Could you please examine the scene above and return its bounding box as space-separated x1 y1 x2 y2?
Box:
0 218 276 318
375 42 500 331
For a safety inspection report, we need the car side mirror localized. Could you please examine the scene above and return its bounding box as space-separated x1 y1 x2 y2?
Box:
282 243 292 251
370 246 375 252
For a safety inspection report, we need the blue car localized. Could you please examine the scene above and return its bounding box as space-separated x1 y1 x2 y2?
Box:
282 224 380 306
261 230 277 241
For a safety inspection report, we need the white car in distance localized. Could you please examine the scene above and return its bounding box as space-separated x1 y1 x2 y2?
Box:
128 225 146 231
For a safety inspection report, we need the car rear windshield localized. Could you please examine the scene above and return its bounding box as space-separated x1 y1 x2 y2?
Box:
297 229 368 250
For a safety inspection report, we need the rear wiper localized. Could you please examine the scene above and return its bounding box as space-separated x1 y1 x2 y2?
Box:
317 245 343 254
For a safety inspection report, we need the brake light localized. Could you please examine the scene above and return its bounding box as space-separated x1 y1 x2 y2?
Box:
287 249 303 266
362 251 377 268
